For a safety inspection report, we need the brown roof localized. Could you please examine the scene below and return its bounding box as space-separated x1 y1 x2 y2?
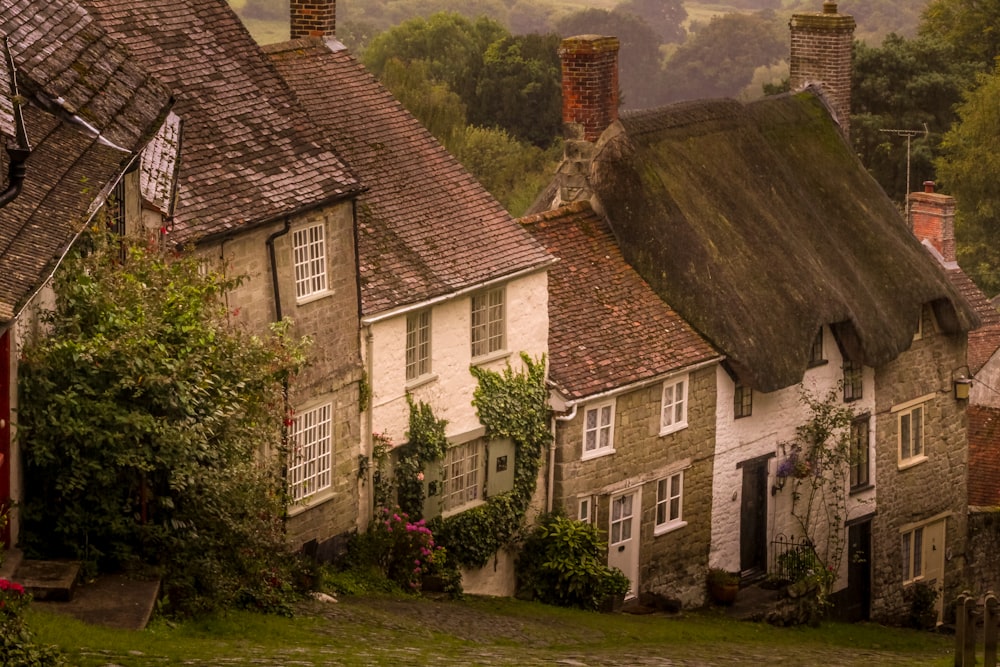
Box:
572 92 978 392
946 265 1000 374
76 0 361 244
0 0 172 322
968 405 1000 508
265 39 552 316
521 201 718 400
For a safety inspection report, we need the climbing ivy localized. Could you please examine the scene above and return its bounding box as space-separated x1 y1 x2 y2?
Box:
433 354 550 568
394 395 449 516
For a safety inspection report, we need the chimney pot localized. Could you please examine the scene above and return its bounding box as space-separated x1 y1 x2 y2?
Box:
923 180 935 193
823 1 837 14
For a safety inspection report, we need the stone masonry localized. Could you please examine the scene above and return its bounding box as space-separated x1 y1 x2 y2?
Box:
554 366 717 608
910 182 957 262
789 1 855 137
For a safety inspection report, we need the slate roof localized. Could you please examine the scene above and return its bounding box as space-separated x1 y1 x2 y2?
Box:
0 0 172 323
521 201 718 400
555 91 978 393
946 265 1000 374
140 111 182 218
264 38 552 317
76 0 361 244
968 405 1000 508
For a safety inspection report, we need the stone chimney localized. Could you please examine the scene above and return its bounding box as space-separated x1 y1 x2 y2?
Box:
560 35 620 143
909 181 957 262
789 1 855 137
290 0 335 39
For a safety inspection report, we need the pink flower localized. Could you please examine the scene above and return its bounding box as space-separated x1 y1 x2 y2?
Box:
416 471 424 481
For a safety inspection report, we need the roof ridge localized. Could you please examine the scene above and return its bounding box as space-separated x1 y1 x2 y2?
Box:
518 200 591 226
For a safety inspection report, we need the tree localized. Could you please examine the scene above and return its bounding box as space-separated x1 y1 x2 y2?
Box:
662 11 787 103
555 8 668 109
920 0 1000 68
851 35 976 204
614 0 687 44
936 65 1000 296
19 231 308 616
379 58 469 147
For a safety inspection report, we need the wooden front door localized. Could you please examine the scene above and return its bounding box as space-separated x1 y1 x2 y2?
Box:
843 520 872 621
740 458 768 576
608 490 640 598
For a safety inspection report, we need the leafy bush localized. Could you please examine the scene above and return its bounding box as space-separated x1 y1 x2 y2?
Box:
18 231 308 616
517 514 630 611
0 579 64 666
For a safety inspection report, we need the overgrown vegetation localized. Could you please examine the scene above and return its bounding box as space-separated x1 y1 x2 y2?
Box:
18 230 309 617
517 513 631 611
0 578 63 667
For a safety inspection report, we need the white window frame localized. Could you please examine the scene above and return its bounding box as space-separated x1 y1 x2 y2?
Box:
405 309 432 383
582 399 615 460
893 393 932 469
654 471 686 535
288 403 333 502
442 439 485 514
660 374 689 435
292 222 328 301
901 526 924 584
578 497 591 523
470 287 505 360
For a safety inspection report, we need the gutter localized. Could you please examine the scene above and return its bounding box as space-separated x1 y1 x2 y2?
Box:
554 356 723 409
0 37 31 210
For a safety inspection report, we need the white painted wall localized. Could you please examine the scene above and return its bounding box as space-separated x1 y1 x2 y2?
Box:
709 327 876 593
365 270 549 447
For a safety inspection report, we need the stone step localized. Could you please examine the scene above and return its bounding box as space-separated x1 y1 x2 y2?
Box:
12 559 81 602
0 547 23 580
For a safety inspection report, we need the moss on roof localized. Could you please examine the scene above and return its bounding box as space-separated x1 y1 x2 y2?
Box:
591 90 978 392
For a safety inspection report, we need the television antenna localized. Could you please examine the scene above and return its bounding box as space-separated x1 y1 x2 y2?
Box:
879 123 929 216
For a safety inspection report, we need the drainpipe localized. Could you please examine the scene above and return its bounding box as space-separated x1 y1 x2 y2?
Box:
0 37 31 210
548 403 578 513
266 217 292 518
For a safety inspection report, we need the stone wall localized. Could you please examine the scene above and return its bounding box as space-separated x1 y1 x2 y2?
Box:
870 313 968 624
967 510 1000 596
553 365 717 607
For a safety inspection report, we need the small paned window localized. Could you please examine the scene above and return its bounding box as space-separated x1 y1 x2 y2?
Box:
899 404 925 463
471 287 505 358
443 440 484 512
292 223 328 300
660 375 688 435
734 385 752 419
288 403 333 502
582 401 615 458
843 360 863 402
655 472 684 533
809 329 825 366
850 415 871 489
405 310 432 381
902 527 924 583
578 498 591 523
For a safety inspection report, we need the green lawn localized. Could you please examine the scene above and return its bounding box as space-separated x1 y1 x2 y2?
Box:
28 594 957 666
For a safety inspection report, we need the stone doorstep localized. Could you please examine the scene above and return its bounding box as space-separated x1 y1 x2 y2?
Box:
0 547 23 580
13 558 82 602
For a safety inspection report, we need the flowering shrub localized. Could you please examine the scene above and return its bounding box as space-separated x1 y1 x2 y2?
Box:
0 578 64 666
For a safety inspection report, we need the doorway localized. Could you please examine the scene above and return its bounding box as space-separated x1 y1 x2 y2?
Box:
740 457 769 576
608 490 640 598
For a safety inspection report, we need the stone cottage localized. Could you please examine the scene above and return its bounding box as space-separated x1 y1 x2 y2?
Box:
265 0 553 593
0 0 172 550
521 201 720 605
530 2 979 623
78 0 367 556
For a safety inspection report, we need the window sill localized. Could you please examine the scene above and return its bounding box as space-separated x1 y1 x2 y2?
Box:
849 483 874 496
471 349 511 366
659 422 688 437
903 576 925 586
654 520 687 537
295 289 331 307
287 489 335 517
898 455 928 471
582 447 615 462
441 498 485 520
405 373 438 391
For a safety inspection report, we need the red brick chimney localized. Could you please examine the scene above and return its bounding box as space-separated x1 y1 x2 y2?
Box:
290 0 335 39
789 1 855 137
909 181 957 262
559 35 620 143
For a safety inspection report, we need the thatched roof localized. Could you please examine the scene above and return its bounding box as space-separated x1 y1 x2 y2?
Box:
589 90 979 392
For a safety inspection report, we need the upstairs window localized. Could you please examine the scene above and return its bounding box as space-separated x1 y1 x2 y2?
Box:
660 375 688 435
850 415 871 490
292 223 328 300
843 359 863 402
288 403 332 502
809 329 825 366
583 400 615 459
405 310 432 382
734 384 752 419
471 287 505 359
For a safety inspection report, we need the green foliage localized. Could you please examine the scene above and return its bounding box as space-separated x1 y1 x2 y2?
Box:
378 58 468 147
392 396 449 517
432 354 550 568
0 579 64 666
920 0 1000 68
905 581 940 629
517 514 630 611
936 64 1000 296
614 0 687 44
19 230 308 616
662 11 787 104
851 35 976 204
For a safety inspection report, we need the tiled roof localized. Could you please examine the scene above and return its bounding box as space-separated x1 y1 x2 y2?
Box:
968 405 1000 508
140 111 182 217
0 0 172 323
265 39 552 316
946 266 1000 374
77 0 361 244
521 201 718 400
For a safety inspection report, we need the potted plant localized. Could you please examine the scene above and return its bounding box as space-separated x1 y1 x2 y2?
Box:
706 568 740 605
